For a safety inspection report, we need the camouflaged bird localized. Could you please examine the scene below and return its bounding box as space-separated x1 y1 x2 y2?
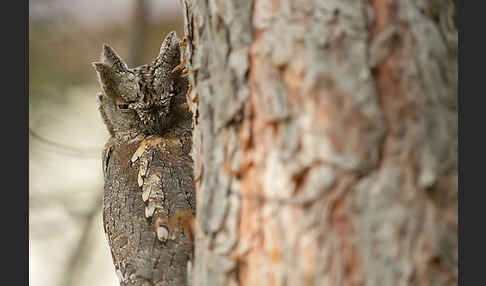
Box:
93 32 195 286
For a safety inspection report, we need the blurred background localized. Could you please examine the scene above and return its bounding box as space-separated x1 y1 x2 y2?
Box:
29 1 184 285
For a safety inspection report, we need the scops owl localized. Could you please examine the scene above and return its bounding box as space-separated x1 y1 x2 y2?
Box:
93 32 195 286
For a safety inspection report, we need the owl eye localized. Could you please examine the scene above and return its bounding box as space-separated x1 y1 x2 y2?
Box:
117 103 130 110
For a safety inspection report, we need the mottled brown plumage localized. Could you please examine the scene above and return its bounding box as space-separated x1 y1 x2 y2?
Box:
94 32 195 286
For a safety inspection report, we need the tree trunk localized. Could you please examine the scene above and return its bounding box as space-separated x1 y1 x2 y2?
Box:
183 0 457 285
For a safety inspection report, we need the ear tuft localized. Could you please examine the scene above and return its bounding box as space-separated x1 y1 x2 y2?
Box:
158 31 179 57
101 44 128 71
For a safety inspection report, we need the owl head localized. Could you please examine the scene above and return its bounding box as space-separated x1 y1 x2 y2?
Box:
93 32 187 137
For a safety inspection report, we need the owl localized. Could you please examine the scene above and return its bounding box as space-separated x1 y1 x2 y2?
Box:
93 32 195 286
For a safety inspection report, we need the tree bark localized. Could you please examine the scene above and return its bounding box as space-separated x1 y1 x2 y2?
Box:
183 0 457 285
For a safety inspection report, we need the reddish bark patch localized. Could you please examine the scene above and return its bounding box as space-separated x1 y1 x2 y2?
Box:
329 174 364 286
370 0 391 39
282 60 304 107
235 29 273 286
304 74 376 163
369 0 404 168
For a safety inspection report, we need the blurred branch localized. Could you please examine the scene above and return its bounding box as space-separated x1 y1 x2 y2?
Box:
29 128 101 158
61 193 103 286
